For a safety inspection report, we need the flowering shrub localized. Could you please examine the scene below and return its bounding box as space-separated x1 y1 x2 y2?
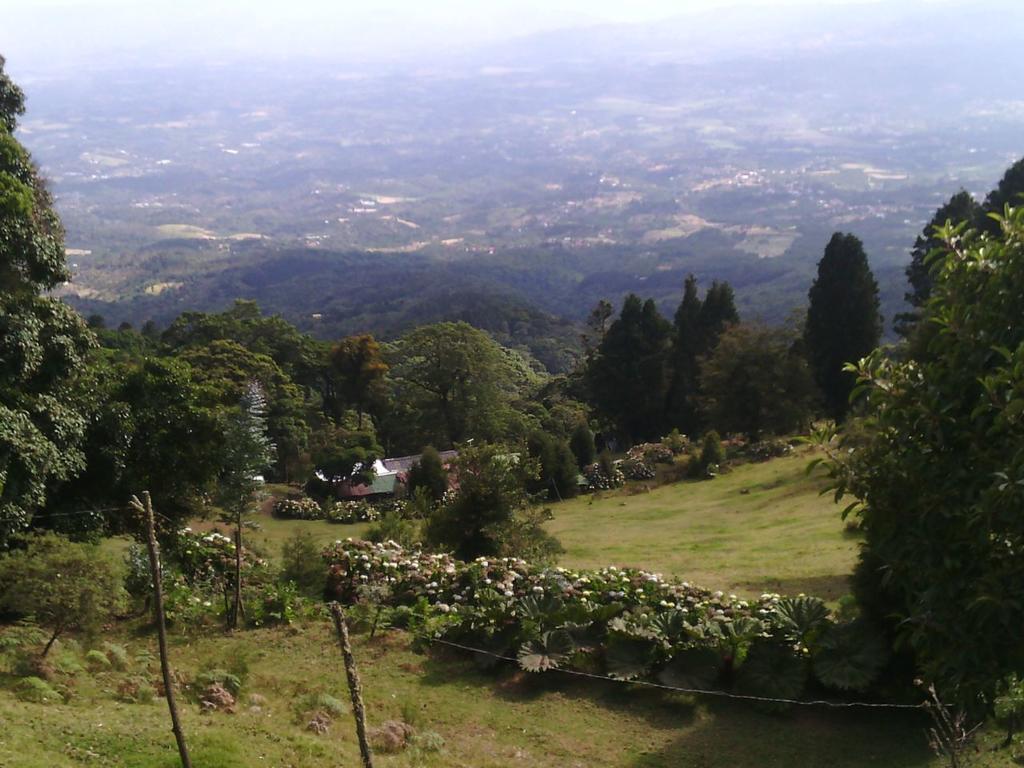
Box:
322 540 890 702
628 443 675 465
325 501 381 524
734 440 793 462
619 458 656 481
273 497 324 520
583 462 624 491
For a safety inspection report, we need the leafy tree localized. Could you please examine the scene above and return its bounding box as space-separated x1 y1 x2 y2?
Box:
700 322 818 439
425 443 540 560
162 300 324 390
0 532 124 655
818 207 1024 714
217 382 274 629
310 428 382 494
326 334 388 427
569 422 596 469
586 295 672 443
406 445 448 503
387 322 537 447
177 339 309 481
896 190 981 337
0 59 96 545
804 233 882 422
46 357 225 529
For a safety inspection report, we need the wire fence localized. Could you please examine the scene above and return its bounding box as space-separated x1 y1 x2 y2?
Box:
418 634 930 711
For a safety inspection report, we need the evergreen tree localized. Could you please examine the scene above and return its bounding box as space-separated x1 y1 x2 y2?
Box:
218 381 274 629
525 431 578 501
697 280 739 347
0 59 95 545
978 156 1024 236
586 295 672 443
804 233 882 422
895 190 980 337
665 276 739 434
665 275 703 433
569 422 596 469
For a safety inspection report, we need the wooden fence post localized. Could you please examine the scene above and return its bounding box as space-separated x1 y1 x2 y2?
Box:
131 492 193 768
330 602 374 768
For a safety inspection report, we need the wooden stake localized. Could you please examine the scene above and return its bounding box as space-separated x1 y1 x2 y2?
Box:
230 521 243 629
330 602 374 768
131 492 193 768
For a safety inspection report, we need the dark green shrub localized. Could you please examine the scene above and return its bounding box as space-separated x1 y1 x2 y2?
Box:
406 446 448 503
569 423 596 469
0 533 125 656
281 531 326 597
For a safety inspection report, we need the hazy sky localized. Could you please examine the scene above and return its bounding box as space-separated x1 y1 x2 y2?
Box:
0 0 912 74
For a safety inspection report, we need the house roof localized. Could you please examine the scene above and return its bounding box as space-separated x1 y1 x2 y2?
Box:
382 450 458 473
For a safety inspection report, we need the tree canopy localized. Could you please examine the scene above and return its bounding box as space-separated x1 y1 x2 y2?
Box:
824 207 1024 714
0 58 95 544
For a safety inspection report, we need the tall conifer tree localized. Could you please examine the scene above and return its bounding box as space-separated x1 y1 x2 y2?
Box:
896 190 980 337
586 294 671 443
804 232 882 422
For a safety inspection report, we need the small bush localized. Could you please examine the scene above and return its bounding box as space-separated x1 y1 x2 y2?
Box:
367 511 421 548
281 531 326 597
662 428 689 455
620 458 656 481
196 669 242 697
15 676 62 704
272 497 323 520
103 642 131 671
117 676 156 704
410 730 445 753
699 431 725 469
325 500 380 524
85 649 112 671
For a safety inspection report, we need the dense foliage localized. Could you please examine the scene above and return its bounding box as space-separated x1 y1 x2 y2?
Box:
0 533 124 655
324 540 889 702
699 323 818 440
0 57 95 544
820 207 1024 715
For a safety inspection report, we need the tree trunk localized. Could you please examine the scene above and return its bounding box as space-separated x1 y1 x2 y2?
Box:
41 626 62 657
231 518 243 630
330 603 374 768
132 491 193 768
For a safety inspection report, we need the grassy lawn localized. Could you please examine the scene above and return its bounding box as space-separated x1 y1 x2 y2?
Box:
186 489 373 562
0 623 954 768
547 449 859 600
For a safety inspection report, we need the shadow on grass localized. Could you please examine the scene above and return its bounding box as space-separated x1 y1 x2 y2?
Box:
411 642 934 768
416 647 698 730
631 698 935 768
741 573 851 602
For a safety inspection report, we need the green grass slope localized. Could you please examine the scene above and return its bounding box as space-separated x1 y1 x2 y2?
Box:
547 450 858 600
0 625 944 768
